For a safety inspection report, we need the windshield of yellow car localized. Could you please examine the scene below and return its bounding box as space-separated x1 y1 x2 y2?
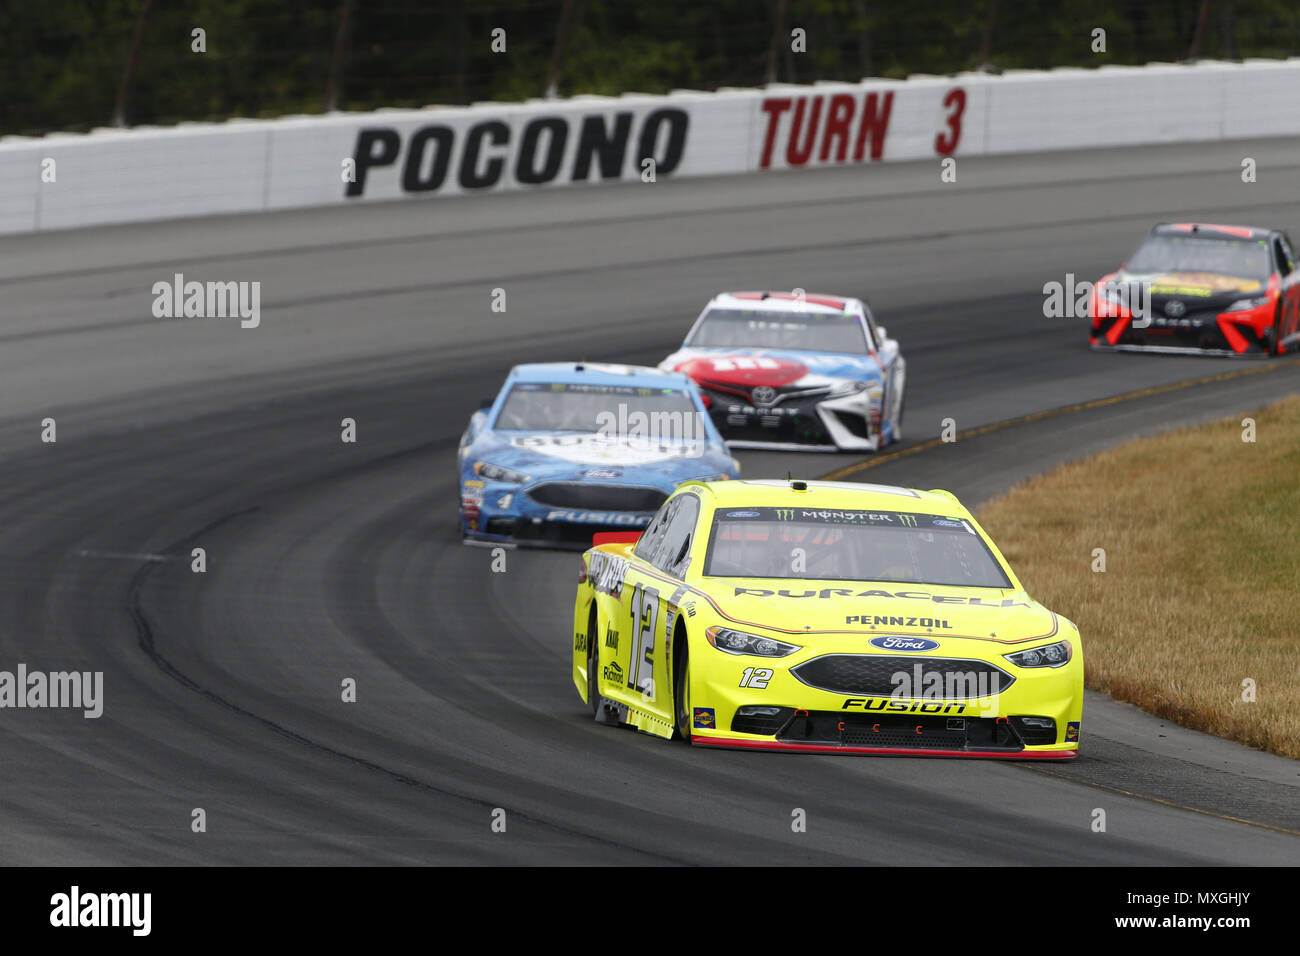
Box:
703 507 1012 588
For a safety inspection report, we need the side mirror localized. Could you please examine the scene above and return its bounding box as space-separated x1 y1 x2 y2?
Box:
875 325 888 341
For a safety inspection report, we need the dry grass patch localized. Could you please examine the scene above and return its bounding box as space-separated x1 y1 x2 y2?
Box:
977 395 1300 759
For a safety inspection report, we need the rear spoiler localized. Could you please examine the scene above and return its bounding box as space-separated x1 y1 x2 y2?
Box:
593 531 641 548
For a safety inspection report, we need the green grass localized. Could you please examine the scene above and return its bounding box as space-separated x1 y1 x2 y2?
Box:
977 396 1300 759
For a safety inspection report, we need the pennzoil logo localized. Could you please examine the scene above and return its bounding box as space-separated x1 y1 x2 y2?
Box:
852 616 952 629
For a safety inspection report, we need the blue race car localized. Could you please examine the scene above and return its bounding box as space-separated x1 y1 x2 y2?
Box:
458 362 740 548
659 291 906 452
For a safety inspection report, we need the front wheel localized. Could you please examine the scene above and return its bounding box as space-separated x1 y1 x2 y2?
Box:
674 640 693 743
889 364 906 444
891 389 905 444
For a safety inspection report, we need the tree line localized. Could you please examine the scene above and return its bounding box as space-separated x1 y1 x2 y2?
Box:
1 0 1296 137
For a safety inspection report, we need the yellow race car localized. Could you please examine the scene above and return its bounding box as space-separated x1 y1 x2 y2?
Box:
572 479 1082 758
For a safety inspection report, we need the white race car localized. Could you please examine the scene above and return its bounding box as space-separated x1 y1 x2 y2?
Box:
659 291 905 452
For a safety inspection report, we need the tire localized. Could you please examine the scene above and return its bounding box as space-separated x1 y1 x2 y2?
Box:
1269 311 1281 357
674 635 693 743
586 607 601 718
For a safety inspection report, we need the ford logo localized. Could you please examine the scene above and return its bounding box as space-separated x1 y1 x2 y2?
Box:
581 468 623 479
726 510 760 518
1164 300 1187 318
751 386 777 406
870 636 941 652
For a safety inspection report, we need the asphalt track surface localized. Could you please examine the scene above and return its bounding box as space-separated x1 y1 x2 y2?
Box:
2 138 1300 865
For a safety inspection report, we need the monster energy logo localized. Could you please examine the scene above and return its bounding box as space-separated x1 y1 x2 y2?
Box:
775 509 795 520
898 515 918 527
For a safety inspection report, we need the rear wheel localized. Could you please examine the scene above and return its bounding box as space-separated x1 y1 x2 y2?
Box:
586 607 601 717
674 635 693 743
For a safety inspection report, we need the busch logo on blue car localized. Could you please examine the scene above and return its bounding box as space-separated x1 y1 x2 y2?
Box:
870 636 941 652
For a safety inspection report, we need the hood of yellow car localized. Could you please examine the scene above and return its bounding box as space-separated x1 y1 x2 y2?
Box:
706 579 1059 646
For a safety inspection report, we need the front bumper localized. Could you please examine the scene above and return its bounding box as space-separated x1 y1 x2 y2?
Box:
464 510 655 549
1091 302 1275 356
691 737 1077 759
689 649 1083 758
699 387 880 451
462 479 659 549
693 711 1076 759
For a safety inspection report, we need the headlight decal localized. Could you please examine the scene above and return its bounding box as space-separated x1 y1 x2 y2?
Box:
473 461 531 484
1003 640 1072 669
706 626 801 657
1224 295 1271 312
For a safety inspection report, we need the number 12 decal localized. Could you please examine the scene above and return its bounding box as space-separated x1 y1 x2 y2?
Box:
739 667 772 689
628 583 659 698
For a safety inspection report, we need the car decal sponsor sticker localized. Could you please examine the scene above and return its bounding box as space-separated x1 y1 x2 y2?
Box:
693 707 716 729
510 432 702 465
738 586 1030 607
853 616 951 629
588 551 630 598
842 698 971 713
868 636 941 651
1066 721 1080 742
547 509 651 525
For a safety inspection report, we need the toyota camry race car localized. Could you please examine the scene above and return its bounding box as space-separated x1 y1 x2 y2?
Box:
1090 222 1300 356
459 362 739 548
659 292 905 452
573 479 1083 758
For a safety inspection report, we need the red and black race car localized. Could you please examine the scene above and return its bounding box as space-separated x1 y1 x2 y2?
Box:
1089 222 1300 356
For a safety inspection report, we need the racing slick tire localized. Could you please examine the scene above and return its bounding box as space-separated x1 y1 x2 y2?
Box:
673 631 693 744
586 606 601 718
